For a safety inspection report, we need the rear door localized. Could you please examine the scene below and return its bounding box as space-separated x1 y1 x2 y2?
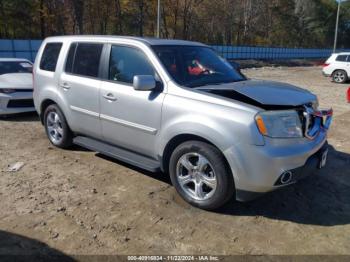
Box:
59 42 104 138
99 44 165 158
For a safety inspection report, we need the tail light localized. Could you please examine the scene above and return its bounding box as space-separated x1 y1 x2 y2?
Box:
323 63 330 67
347 87 350 103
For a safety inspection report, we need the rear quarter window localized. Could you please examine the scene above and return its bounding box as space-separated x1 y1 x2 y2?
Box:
336 55 348 62
39 43 63 72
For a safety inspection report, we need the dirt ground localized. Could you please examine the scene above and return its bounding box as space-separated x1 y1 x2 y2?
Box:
0 66 349 257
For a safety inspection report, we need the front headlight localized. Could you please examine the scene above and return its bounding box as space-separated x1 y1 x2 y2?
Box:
0 89 16 94
255 110 303 138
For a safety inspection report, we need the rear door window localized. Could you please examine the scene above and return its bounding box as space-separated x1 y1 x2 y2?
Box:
336 55 348 62
40 43 62 72
67 43 103 78
65 43 77 73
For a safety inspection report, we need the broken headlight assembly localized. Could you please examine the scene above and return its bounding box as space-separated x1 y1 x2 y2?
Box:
255 110 303 138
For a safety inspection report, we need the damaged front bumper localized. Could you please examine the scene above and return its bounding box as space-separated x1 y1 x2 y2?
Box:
226 107 333 202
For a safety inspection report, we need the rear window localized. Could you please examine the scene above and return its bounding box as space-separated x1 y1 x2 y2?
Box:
65 43 103 78
336 55 348 62
0 61 32 75
40 43 62 72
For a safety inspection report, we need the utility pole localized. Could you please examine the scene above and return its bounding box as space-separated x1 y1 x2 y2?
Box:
333 0 341 53
157 0 161 38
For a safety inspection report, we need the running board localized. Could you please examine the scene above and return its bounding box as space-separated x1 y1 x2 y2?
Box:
73 136 160 172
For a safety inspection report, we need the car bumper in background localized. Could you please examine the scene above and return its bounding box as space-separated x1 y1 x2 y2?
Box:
322 71 331 77
0 91 35 115
322 68 332 77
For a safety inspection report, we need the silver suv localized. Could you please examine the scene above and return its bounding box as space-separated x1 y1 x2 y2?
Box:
33 36 332 210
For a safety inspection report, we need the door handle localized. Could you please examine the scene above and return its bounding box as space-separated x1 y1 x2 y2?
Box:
60 82 70 90
103 93 117 101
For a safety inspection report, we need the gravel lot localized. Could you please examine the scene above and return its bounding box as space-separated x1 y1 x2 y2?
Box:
0 66 349 257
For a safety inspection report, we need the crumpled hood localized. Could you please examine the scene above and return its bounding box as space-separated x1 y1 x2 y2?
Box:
0 73 33 89
197 80 317 107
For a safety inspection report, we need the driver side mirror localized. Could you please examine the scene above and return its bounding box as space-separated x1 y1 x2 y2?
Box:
133 75 156 91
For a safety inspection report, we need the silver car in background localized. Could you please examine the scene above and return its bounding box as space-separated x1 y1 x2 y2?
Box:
33 36 332 210
0 58 34 115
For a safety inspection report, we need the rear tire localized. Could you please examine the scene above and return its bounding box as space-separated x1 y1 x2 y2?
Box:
332 70 348 84
169 141 234 210
44 104 73 148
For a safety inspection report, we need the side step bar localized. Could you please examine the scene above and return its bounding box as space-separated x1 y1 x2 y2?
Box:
73 136 161 172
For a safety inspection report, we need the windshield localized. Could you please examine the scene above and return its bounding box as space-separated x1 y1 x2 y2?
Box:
152 45 245 87
0 61 33 75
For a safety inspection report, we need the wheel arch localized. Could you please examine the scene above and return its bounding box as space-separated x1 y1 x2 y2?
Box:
161 133 232 177
39 90 73 130
40 99 56 124
332 69 348 76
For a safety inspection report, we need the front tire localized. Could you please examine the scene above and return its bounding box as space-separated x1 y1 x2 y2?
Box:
169 141 234 210
332 70 348 83
44 104 73 148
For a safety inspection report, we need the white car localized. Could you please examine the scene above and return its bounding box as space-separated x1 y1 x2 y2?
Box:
322 52 350 83
0 58 34 115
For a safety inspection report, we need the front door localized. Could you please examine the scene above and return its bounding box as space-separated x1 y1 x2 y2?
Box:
99 45 165 158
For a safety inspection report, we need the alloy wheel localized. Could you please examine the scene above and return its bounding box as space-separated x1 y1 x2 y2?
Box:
334 71 346 83
46 111 64 144
176 152 217 201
